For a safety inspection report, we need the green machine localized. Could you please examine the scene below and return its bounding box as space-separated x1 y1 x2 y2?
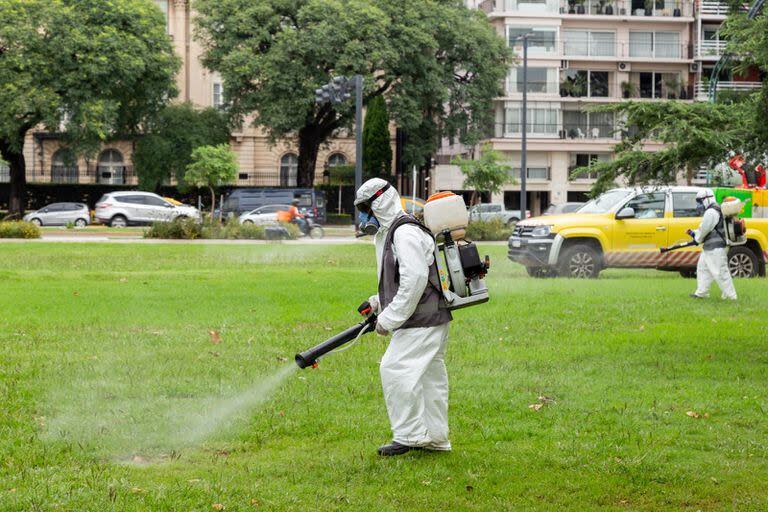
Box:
712 187 754 218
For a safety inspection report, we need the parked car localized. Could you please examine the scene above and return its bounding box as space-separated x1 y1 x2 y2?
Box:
95 191 201 227
23 202 90 227
239 204 287 225
469 203 530 225
221 188 326 223
543 202 585 216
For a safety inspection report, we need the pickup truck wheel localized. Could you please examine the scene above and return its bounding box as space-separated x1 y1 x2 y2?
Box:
728 246 758 278
558 245 601 279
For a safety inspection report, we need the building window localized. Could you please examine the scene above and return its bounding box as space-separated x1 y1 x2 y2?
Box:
569 153 610 180
51 149 79 183
504 102 559 135
238 173 249 181
327 153 347 168
563 111 615 139
97 149 125 185
512 167 551 180
561 70 609 97
563 30 615 57
631 72 680 99
629 31 680 58
510 67 557 94
0 160 9 183
279 153 298 187
213 83 224 109
507 27 557 55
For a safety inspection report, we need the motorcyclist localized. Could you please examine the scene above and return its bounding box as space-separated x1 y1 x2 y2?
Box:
277 199 307 233
354 178 453 456
689 189 737 300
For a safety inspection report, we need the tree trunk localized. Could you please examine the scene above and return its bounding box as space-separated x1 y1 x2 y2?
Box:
297 126 321 188
685 163 694 186
209 186 216 223
0 139 27 219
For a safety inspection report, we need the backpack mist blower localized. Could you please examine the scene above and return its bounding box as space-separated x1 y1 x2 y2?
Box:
660 197 747 254
294 192 490 369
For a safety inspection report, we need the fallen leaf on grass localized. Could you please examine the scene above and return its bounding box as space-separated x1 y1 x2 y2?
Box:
209 331 222 345
276 356 288 363
119 277 128 283
686 411 710 419
130 487 144 494
528 403 544 411
250 498 259 506
537 395 556 404
73 291 80 297
638 325 645 332
212 504 225 511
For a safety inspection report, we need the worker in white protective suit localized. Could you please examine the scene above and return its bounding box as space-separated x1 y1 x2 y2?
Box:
354 178 453 456
689 189 737 300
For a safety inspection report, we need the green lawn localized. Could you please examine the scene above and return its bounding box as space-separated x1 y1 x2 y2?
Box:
0 243 766 511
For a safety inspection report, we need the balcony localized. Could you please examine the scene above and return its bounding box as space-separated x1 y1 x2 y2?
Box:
695 39 727 58
492 122 620 140
480 0 692 16
561 0 692 16
694 80 762 100
697 0 744 16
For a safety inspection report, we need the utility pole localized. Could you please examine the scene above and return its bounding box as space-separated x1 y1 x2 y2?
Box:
315 75 364 228
520 34 529 220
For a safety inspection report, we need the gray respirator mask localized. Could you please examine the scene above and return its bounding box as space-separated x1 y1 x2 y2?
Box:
355 184 390 237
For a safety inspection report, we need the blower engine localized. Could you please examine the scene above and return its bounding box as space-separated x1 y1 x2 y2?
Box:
294 192 490 369
423 192 490 310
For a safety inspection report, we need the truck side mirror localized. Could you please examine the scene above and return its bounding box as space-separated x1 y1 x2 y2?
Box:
616 207 635 220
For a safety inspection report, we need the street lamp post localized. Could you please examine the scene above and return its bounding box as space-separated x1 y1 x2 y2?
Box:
315 75 364 228
518 34 529 220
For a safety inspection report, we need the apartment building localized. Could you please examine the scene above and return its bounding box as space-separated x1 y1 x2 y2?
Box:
10 0 358 190
434 0 747 215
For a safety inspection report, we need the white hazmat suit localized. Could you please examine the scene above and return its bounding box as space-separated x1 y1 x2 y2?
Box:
356 178 452 451
692 190 737 300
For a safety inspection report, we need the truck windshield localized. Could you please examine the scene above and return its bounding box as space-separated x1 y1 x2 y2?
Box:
578 190 631 214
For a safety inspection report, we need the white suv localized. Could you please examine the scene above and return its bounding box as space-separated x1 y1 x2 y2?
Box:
95 191 201 227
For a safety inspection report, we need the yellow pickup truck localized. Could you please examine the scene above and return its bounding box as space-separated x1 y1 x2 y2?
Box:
508 186 768 279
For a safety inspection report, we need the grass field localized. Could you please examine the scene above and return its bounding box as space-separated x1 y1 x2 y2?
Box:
0 243 766 511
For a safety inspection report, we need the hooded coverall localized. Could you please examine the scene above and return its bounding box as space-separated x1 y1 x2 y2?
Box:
358 179 452 450
693 206 737 300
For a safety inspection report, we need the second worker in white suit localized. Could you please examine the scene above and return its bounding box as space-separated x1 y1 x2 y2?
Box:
690 189 738 300
354 178 453 456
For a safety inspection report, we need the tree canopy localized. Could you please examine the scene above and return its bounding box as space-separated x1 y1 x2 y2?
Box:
0 0 179 215
185 144 239 220
134 103 231 191
452 143 513 205
194 0 511 187
362 95 392 181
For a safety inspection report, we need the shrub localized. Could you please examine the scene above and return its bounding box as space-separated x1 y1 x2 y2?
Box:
145 217 300 240
0 221 41 239
464 219 513 241
145 218 204 239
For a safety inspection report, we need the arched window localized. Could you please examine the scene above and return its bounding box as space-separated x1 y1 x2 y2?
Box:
98 149 125 185
327 153 347 168
280 153 298 187
51 149 79 183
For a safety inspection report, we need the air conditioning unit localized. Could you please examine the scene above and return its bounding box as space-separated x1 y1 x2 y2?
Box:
689 62 700 73
618 62 631 71
560 60 570 70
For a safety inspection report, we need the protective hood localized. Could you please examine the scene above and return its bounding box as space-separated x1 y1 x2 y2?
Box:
697 189 716 209
355 178 403 230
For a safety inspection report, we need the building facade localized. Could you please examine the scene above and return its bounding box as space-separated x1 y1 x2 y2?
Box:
13 0 360 191
434 0 754 215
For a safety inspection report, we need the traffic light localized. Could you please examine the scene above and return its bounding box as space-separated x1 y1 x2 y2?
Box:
315 76 356 105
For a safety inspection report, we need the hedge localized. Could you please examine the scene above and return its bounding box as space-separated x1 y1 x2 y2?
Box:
0 221 41 239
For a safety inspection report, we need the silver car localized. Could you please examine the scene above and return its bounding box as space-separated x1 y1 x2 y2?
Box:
95 191 201 227
23 203 90 227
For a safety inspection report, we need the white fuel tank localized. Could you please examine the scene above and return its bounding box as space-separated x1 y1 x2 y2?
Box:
424 192 469 238
720 197 744 217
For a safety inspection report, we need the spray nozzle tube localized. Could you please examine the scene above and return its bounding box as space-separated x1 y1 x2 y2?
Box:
295 301 377 369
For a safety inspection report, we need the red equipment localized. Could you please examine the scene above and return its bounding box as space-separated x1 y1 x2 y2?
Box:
728 155 767 189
